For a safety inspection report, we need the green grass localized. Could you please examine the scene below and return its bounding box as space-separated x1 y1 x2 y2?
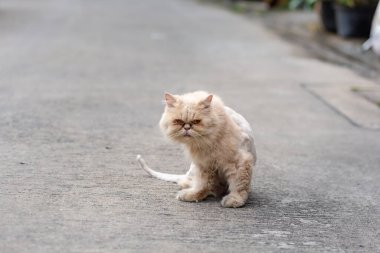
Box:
231 3 250 13
351 87 360 92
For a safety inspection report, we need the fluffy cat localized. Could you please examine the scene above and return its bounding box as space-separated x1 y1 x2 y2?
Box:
137 91 256 208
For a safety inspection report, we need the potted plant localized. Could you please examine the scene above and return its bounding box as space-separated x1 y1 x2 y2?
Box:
320 0 337 32
335 0 378 37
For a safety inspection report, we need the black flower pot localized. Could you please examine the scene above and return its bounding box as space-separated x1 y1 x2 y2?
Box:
335 4 376 38
320 0 336 32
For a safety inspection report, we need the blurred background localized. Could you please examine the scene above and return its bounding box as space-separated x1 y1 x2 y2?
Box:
208 0 380 80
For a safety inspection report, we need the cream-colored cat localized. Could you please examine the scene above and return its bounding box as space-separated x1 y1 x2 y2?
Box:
137 91 256 208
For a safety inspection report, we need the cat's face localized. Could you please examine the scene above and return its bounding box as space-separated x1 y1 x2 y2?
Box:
159 92 217 143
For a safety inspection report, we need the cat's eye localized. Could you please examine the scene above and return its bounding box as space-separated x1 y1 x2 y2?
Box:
191 120 201 125
173 119 184 125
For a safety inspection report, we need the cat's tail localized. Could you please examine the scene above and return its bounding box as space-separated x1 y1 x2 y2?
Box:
136 155 185 183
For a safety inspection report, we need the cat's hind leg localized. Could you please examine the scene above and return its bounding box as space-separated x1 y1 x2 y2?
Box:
178 178 192 189
177 164 210 202
177 164 194 189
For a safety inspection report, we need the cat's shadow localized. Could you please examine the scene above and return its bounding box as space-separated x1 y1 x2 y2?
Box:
245 191 272 208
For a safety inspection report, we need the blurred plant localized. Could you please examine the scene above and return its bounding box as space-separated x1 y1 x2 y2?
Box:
336 0 378 7
288 0 317 10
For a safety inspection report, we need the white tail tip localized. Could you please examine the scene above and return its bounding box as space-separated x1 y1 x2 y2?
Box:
136 154 185 183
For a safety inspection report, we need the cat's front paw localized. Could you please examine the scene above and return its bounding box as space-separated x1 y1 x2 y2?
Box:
221 193 246 208
176 189 206 202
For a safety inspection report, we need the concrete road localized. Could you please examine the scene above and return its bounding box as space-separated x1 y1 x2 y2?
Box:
0 0 379 252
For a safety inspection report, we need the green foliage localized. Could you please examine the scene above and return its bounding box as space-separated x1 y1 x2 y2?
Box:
288 0 317 10
336 0 377 7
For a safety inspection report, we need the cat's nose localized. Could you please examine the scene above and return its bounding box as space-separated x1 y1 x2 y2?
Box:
184 124 191 130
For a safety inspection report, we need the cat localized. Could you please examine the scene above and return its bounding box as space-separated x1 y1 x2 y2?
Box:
137 91 256 208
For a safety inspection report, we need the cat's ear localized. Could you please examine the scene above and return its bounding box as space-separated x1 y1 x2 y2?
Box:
200 94 213 109
164 92 177 107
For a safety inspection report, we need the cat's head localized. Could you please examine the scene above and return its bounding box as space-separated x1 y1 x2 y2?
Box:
159 91 223 144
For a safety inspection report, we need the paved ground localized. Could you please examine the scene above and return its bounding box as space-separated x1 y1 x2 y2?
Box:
1 0 380 252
